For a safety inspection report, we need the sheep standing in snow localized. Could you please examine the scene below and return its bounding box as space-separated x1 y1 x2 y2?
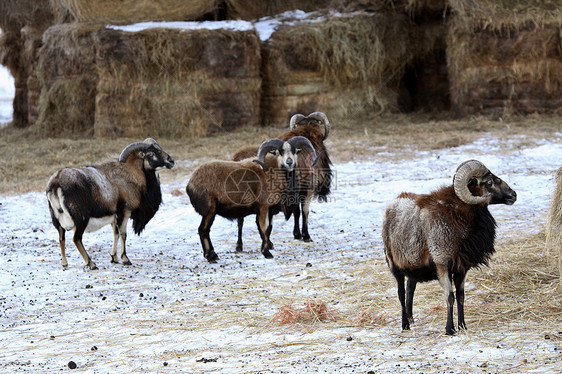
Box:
232 112 333 249
46 138 175 269
382 160 517 335
186 136 317 262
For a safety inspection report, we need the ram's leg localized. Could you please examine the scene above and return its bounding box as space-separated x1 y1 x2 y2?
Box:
110 222 119 263
57 226 68 269
256 209 273 259
48 205 68 269
292 205 302 240
391 268 410 331
118 212 131 265
406 278 417 325
236 218 244 252
73 227 97 270
454 272 467 331
266 210 275 250
198 212 218 263
301 193 313 242
437 264 455 335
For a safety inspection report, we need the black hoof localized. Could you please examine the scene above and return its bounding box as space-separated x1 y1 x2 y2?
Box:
293 233 302 240
303 237 313 243
87 263 98 270
122 260 132 266
205 253 219 263
235 244 243 252
262 250 274 259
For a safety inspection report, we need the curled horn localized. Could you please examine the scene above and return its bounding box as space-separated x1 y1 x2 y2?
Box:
308 111 330 140
453 160 492 204
288 136 320 167
119 141 151 163
289 114 306 130
254 138 284 171
143 137 161 149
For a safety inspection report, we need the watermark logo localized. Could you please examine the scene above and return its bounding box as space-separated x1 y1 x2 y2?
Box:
223 167 337 206
224 168 262 205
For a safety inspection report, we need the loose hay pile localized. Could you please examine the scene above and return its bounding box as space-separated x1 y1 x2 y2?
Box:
447 0 562 116
269 299 342 330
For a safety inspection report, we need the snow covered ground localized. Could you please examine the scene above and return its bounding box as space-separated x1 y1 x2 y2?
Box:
1 132 561 373
0 63 14 126
1 15 562 373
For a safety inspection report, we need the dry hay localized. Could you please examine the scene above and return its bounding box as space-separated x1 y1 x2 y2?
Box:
447 0 562 117
546 166 562 278
52 0 221 24
268 299 342 330
0 0 55 128
34 24 100 136
261 10 417 126
225 0 328 20
264 231 561 336
93 27 261 138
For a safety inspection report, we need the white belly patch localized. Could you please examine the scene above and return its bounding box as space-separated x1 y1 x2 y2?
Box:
86 216 115 233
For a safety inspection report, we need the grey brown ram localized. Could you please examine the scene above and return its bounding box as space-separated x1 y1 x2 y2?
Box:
46 138 175 269
382 160 517 335
187 136 317 262
231 112 333 250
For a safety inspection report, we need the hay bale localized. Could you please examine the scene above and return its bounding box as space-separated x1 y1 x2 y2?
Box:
53 0 221 24
260 11 417 125
94 26 261 138
225 0 328 20
546 166 562 277
34 24 100 136
0 0 55 128
447 0 562 116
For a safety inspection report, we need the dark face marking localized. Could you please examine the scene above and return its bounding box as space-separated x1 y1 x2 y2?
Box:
144 146 175 170
469 173 517 205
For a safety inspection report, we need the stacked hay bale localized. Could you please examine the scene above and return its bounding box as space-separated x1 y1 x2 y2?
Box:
93 25 261 138
53 0 221 24
546 166 562 279
447 0 562 117
0 0 55 128
35 24 100 136
225 0 328 20
260 10 417 126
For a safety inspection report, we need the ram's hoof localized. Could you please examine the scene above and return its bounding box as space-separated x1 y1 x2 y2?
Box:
205 253 219 263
